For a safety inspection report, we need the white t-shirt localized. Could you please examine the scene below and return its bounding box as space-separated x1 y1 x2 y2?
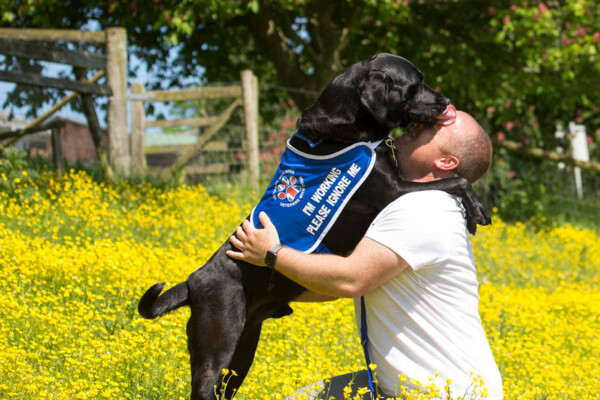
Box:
355 191 502 399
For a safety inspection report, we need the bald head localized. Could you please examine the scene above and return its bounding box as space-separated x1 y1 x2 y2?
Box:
395 110 492 183
441 111 492 183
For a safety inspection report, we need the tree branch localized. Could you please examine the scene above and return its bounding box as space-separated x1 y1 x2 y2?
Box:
244 1 319 108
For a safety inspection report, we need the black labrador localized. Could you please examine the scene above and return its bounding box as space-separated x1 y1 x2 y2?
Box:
138 53 491 400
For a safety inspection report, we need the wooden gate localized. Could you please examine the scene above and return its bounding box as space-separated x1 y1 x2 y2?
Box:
129 70 260 188
0 28 128 176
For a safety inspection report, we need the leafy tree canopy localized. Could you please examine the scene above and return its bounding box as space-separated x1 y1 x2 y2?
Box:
1 0 599 148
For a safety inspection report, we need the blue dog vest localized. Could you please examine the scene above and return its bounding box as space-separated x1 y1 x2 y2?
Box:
251 134 381 253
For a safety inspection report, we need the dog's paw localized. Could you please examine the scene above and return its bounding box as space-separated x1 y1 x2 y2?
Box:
475 203 492 226
466 203 492 235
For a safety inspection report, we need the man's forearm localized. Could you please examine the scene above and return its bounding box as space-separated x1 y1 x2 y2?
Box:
226 213 408 297
293 291 339 302
273 248 361 298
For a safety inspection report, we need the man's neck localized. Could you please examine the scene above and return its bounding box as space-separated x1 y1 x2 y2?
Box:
402 170 454 183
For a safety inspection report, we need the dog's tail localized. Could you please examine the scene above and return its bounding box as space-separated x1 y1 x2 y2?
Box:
138 282 189 319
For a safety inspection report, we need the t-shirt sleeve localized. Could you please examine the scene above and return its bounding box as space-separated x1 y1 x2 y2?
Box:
364 191 466 271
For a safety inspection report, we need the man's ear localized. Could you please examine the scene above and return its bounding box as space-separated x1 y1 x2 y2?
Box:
434 156 460 172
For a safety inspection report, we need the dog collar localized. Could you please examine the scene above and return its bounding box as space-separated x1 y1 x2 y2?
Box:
292 130 323 148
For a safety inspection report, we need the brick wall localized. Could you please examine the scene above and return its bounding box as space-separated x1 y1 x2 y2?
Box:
27 119 108 165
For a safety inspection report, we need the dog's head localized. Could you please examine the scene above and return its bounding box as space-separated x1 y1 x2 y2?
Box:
297 53 450 143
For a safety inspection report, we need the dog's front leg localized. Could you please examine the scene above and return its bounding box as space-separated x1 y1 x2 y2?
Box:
371 151 490 234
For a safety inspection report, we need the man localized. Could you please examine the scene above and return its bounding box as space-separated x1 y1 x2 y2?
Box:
226 109 503 399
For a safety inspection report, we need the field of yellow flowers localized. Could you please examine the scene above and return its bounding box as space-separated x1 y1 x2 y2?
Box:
1 170 599 399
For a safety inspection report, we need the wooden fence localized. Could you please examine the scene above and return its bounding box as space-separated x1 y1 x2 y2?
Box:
129 70 260 188
492 138 600 174
0 28 128 177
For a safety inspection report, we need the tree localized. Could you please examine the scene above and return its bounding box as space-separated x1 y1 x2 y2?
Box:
1 0 599 145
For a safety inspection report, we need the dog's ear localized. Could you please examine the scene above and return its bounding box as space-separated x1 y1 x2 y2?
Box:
297 70 363 141
359 70 392 127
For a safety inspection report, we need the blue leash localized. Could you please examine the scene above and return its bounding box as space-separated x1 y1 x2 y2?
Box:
360 296 377 399
295 128 377 398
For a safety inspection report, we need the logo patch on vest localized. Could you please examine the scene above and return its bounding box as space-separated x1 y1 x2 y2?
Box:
273 172 305 206
251 137 380 253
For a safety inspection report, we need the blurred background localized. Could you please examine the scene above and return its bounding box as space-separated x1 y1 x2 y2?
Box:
0 0 599 228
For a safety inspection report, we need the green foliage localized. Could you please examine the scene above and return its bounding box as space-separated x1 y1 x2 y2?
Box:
3 1 599 128
480 145 600 230
0 147 44 198
2 0 599 228
487 152 549 222
202 176 263 210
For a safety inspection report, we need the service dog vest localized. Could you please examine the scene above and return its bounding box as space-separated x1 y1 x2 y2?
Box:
251 133 382 253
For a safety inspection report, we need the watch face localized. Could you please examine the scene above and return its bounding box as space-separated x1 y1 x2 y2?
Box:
265 250 275 268
265 245 283 269
265 250 276 269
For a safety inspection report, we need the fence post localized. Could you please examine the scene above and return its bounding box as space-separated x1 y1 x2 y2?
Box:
51 126 64 176
105 27 130 175
241 69 260 190
130 83 146 171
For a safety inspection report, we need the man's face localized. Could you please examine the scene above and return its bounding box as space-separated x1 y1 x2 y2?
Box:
395 123 447 181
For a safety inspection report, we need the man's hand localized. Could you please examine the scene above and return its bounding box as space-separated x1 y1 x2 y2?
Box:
227 211 281 266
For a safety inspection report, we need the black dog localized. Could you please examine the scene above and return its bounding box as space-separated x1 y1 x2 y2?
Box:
138 53 491 400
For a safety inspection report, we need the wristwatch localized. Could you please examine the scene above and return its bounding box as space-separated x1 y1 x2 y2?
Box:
265 244 286 270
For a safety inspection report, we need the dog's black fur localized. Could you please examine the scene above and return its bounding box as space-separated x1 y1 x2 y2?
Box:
138 53 491 400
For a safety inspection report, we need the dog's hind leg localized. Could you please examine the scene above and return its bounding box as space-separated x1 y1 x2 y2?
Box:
186 281 246 400
219 301 296 398
220 322 263 399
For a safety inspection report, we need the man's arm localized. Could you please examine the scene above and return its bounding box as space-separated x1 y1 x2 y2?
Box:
294 291 339 302
226 212 409 298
